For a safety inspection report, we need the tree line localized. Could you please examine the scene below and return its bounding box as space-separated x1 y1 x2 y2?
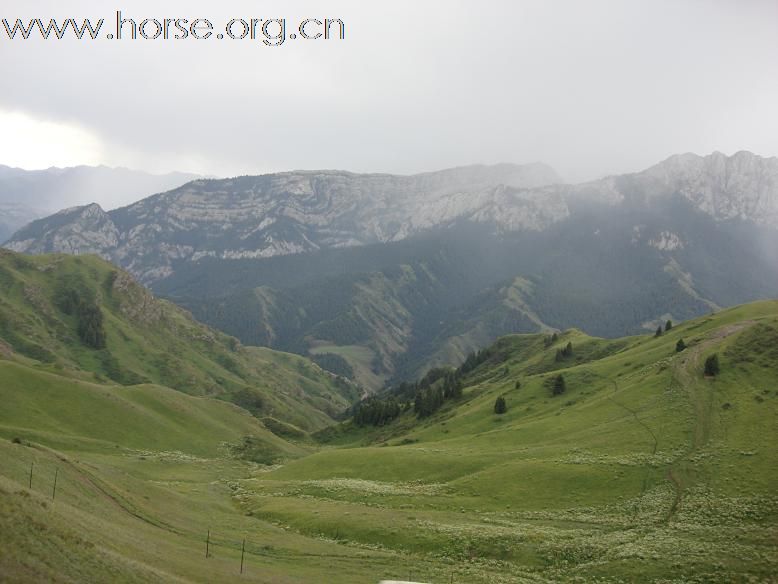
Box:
352 347 497 427
55 275 106 349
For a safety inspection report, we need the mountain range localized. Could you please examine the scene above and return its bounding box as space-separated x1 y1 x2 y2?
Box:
4 151 778 390
0 165 199 242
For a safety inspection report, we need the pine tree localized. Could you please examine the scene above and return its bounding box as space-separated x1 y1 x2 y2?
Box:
451 378 463 399
675 338 686 352
77 303 106 349
443 374 453 399
552 374 566 396
665 320 673 332
655 326 663 337
704 354 720 377
494 395 507 414
555 342 574 361
514 380 521 390
413 392 423 415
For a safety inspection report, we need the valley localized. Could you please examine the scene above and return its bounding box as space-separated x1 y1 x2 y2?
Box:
0 254 775 582
4 2 777 581
6 152 777 391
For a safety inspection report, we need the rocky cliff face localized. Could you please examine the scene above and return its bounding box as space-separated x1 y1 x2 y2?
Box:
639 151 778 224
5 152 777 389
4 152 777 286
0 165 199 240
7 203 119 257
5 163 564 283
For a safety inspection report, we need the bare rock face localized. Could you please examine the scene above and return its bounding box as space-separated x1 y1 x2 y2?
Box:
5 203 119 259
3 153 777 286
639 151 778 224
0 165 199 241
111 270 164 326
4 163 564 284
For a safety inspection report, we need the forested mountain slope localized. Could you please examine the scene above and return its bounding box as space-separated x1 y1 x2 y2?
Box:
5 152 778 390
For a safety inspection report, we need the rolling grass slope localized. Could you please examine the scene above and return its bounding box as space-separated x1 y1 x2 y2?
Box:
0 250 359 432
0 357 454 583
240 301 778 582
0 297 776 582
0 360 300 458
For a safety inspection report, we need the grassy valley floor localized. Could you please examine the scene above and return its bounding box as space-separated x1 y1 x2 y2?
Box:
2 301 778 582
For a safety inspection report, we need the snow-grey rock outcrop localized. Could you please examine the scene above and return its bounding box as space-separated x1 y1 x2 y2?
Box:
0 165 199 240
5 163 564 283
637 151 778 223
4 152 777 285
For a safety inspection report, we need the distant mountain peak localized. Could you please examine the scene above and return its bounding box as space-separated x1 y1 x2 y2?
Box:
6 201 118 258
656 149 775 168
3 153 778 287
0 165 200 242
642 150 778 223
56 202 106 216
3 162 564 283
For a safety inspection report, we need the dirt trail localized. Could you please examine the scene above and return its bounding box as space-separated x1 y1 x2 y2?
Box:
663 320 755 521
32 443 182 534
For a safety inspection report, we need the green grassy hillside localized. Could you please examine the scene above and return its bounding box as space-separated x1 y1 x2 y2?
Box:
242 300 778 582
0 378 418 583
0 332 446 583
1 296 776 582
0 360 302 459
0 250 359 432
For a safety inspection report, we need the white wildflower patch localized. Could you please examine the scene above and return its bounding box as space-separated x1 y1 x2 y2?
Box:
124 449 208 463
555 448 685 467
299 478 447 496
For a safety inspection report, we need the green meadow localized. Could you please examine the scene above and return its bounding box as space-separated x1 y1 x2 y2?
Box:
0 250 776 582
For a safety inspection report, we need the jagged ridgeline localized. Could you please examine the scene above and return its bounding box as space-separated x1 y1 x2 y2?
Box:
0 250 359 434
5 153 778 392
0 165 200 242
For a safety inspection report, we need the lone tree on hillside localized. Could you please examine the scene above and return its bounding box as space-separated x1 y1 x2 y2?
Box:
665 320 673 332
494 395 507 414
675 338 686 352
552 374 566 396
704 354 720 377
555 342 574 362
655 326 663 337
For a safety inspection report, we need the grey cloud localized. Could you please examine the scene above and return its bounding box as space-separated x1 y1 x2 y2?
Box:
1 0 777 180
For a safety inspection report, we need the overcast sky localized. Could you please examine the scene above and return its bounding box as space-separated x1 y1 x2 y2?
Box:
1 0 777 182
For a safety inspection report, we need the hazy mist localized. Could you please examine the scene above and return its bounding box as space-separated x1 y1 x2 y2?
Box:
1 0 777 181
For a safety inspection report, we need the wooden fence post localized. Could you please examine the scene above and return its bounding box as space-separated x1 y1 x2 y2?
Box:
240 538 246 574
